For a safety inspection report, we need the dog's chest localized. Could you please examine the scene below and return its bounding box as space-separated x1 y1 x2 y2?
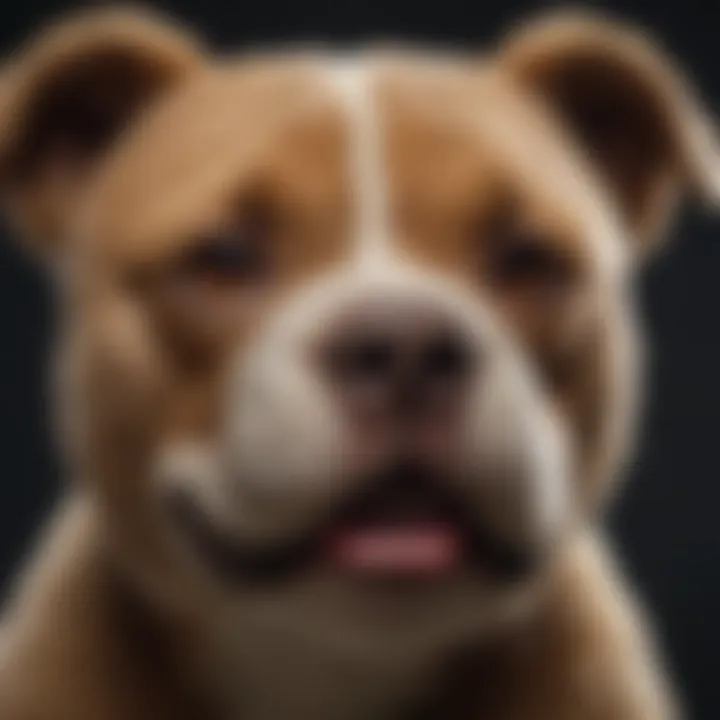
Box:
206 623 437 720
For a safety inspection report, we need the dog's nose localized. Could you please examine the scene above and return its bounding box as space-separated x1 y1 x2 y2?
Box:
320 299 477 424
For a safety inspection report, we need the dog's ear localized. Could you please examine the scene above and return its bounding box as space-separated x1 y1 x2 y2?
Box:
500 12 720 253
0 8 203 259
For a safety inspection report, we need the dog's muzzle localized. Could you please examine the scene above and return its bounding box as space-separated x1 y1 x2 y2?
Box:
158 271 570 592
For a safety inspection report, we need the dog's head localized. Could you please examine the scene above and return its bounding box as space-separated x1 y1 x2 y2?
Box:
2 9 718 652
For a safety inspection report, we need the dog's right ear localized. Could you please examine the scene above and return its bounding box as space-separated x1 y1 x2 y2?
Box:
500 12 720 254
0 8 203 260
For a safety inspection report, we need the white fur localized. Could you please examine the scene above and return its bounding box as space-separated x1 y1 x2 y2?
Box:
324 58 394 266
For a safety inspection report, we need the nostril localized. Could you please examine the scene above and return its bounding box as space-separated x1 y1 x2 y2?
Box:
421 332 474 382
352 337 397 379
331 334 399 383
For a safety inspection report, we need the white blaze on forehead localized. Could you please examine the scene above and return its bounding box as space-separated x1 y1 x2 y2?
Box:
323 58 393 266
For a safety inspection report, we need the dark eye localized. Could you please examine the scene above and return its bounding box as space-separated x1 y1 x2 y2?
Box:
182 230 270 285
490 231 573 289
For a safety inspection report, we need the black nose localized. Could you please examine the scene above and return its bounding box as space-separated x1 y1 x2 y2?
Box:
321 299 477 424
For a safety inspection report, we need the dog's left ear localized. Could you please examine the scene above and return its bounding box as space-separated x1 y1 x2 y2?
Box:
500 12 720 253
0 8 204 260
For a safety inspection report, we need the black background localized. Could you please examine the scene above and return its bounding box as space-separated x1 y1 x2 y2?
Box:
0 1 718 718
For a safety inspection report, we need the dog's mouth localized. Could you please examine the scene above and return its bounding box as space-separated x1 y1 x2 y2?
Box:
166 463 541 587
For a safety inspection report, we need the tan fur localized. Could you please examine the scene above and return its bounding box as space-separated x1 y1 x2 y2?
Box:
1 8 717 719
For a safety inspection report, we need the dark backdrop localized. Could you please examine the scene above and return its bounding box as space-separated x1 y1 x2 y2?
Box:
0 1 718 718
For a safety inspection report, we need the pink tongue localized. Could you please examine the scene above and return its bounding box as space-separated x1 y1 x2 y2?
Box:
327 522 462 577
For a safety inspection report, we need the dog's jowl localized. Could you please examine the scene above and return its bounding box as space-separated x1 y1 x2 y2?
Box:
0 8 717 720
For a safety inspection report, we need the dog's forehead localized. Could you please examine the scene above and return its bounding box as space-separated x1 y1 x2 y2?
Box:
81 51 626 278
82 58 348 259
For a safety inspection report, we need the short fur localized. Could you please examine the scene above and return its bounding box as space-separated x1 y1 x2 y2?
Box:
1 8 718 719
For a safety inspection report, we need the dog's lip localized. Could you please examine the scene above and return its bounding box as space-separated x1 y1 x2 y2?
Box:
166 488 319 583
165 464 542 586
320 467 469 578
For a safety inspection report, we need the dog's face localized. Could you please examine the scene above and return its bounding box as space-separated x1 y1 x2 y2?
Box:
2 10 718 652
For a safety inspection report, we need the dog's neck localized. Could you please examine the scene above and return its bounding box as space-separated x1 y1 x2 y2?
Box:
202 608 449 720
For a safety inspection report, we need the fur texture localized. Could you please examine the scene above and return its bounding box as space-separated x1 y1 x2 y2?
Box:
1 7 717 719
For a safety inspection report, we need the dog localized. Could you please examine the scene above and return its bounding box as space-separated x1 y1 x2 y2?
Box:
0 7 716 719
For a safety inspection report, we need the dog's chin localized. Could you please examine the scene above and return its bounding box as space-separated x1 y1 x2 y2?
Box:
210 571 536 662
164 463 547 599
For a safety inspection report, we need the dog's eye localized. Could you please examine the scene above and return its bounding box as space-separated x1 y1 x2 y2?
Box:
490 231 573 290
182 230 270 285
